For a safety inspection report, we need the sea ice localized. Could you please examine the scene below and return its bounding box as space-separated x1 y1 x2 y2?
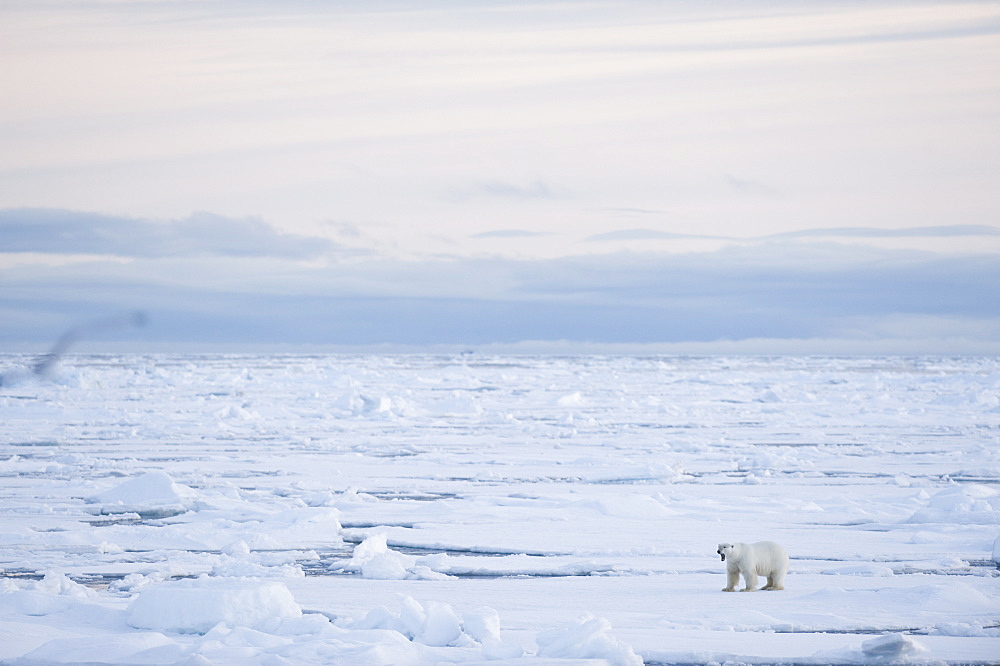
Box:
87 471 199 517
536 615 643 665
125 576 302 634
861 632 928 659
1 353 998 664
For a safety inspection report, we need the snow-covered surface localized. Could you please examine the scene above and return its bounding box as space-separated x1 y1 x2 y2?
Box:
1 353 998 664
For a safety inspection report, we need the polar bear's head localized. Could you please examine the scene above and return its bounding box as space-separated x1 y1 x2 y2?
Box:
717 543 736 562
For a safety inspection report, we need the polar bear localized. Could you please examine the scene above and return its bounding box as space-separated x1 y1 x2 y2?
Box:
717 541 788 591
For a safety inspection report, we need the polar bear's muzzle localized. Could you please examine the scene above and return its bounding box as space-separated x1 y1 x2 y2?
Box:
718 550 725 561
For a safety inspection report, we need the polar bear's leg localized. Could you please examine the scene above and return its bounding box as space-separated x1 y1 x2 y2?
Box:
723 568 739 592
740 567 758 592
769 567 786 591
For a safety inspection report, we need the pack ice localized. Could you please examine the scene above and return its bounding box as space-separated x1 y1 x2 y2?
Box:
1 353 998 664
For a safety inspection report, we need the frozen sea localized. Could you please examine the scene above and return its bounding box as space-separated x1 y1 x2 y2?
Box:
1 353 998 665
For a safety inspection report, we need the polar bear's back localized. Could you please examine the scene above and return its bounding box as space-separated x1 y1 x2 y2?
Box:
749 541 788 574
752 540 786 554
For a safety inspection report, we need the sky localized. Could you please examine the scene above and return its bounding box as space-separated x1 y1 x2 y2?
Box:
1 0 999 354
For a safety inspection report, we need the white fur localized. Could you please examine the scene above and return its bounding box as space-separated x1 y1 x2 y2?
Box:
717 541 788 592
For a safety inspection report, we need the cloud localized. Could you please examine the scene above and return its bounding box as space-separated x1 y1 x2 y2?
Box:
763 225 1000 240
472 229 552 239
3 228 998 353
508 245 999 315
725 174 774 196
586 229 724 242
449 180 557 202
583 225 1000 245
0 208 336 259
595 208 670 216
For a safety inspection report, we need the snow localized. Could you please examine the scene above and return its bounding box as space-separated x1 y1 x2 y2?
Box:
537 616 643 665
88 471 200 519
336 533 450 580
907 485 1000 524
861 633 928 659
125 577 302 634
1 353 999 664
